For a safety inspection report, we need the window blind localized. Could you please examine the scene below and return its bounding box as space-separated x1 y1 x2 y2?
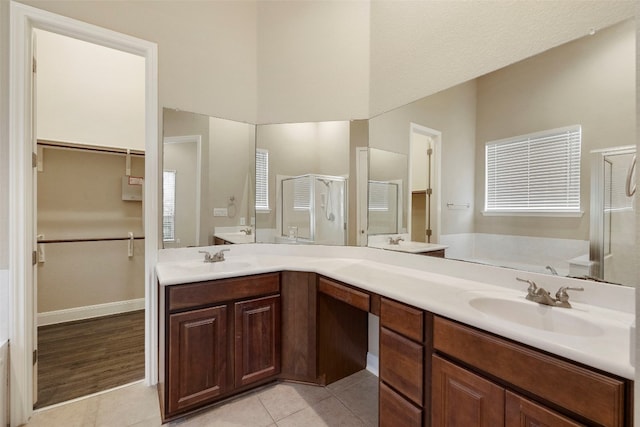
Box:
162 170 176 241
368 181 391 211
256 149 269 210
485 126 581 213
293 176 312 210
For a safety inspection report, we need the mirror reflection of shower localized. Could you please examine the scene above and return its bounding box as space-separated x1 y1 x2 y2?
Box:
590 146 637 286
318 178 336 222
280 174 347 245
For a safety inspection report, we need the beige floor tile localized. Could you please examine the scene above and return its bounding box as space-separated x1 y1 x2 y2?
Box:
94 383 160 427
178 394 274 427
333 375 378 426
25 396 99 427
258 382 332 421
27 371 377 427
276 397 365 427
326 370 374 395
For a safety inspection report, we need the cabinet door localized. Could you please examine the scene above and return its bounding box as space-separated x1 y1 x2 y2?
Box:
431 355 504 427
168 305 228 414
506 391 585 427
234 295 281 387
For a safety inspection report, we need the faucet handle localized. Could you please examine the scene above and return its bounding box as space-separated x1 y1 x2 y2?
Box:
555 286 584 302
198 250 213 261
516 277 538 296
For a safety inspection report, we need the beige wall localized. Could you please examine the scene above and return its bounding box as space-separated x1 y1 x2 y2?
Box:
37 147 145 312
163 109 210 246
19 0 259 123
369 80 477 235
35 29 145 150
369 1 634 117
163 141 199 248
474 19 636 240
256 0 370 124
209 116 256 233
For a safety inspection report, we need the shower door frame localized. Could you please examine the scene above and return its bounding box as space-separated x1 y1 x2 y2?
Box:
589 145 636 280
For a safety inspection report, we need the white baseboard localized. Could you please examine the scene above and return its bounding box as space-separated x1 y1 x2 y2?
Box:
366 352 379 377
38 298 145 326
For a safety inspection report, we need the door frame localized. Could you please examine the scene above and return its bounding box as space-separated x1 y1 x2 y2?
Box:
9 3 158 425
163 135 203 247
409 123 442 243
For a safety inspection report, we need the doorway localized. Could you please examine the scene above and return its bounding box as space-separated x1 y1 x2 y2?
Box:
409 123 441 243
34 27 146 409
9 3 158 425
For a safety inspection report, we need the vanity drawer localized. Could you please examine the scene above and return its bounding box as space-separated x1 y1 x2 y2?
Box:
433 316 626 427
380 326 424 406
379 381 422 427
380 297 423 342
318 277 369 311
168 273 280 311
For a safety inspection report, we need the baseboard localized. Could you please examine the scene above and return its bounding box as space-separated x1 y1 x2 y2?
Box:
38 298 145 326
366 352 379 377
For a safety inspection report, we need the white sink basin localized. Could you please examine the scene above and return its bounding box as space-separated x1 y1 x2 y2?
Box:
468 296 604 337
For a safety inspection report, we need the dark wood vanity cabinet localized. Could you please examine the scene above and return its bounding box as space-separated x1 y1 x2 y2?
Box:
432 316 630 427
379 297 427 427
234 295 281 387
160 273 281 421
167 305 229 414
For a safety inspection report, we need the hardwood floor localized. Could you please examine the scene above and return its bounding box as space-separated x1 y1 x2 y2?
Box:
36 310 145 409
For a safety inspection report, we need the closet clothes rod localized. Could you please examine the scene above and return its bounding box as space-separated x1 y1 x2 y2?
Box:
39 236 145 244
37 139 145 157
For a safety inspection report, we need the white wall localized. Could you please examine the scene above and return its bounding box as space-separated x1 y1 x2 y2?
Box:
36 29 145 150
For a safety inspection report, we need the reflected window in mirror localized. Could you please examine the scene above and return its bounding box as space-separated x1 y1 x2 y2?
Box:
484 125 582 215
256 148 270 212
163 170 176 242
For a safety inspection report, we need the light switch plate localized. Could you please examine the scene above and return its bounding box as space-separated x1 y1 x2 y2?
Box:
213 208 228 217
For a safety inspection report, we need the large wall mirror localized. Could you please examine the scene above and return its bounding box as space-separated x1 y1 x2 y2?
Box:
162 108 256 248
368 18 636 287
160 18 635 288
254 121 352 245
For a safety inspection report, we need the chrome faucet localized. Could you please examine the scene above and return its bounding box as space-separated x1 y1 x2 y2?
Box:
240 228 253 235
516 277 583 308
388 236 404 245
199 248 230 263
545 265 558 275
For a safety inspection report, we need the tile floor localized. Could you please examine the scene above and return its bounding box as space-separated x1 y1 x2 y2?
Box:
24 370 378 427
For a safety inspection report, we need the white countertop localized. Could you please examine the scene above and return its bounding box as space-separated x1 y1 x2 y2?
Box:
368 241 448 254
156 244 635 380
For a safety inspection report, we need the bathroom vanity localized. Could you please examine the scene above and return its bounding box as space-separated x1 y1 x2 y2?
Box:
156 245 634 426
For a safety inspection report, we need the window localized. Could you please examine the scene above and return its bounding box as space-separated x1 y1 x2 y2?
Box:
163 170 176 241
293 176 311 210
368 181 392 211
485 125 581 214
256 149 269 211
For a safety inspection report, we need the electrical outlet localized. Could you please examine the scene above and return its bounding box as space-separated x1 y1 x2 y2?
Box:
240 217 246 225
213 208 228 217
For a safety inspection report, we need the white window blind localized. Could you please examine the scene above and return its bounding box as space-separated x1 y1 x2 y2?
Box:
294 176 312 210
368 181 391 211
485 125 581 213
163 170 176 241
256 149 269 211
